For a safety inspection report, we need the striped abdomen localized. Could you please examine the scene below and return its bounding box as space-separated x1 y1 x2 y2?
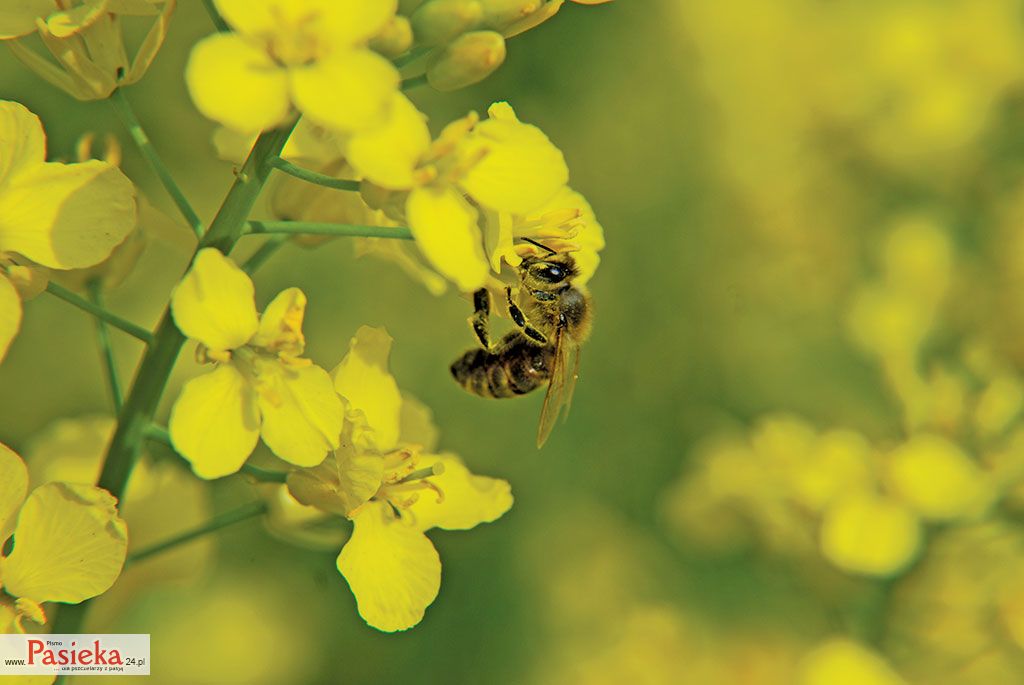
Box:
450 334 552 398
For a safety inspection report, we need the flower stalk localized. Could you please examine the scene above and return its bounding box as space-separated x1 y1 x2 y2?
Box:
45 281 154 344
246 221 413 240
267 156 362 191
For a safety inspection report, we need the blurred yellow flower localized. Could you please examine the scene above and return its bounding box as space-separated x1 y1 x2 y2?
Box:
1 0 176 100
169 248 344 478
0 101 136 363
819 492 921 577
186 0 399 133
798 639 907 685
0 441 127 632
885 434 993 522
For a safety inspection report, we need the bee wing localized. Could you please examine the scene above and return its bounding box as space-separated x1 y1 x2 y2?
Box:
562 345 582 421
536 327 575 448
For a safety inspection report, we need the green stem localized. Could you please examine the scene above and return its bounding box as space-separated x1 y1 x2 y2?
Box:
200 0 231 32
48 122 298 642
127 501 268 566
88 281 123 413
267 156 362 191
110 88 205 238
401 74 429 91
242 236 289 275
246 221 413 240
45 281 153 344
393 46 433 68
240 463 289 483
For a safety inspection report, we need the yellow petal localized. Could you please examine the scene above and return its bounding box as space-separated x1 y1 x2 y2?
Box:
337 501 441 632
0 274 22 364
2 482 127 604
186 33 291 133
0 101 46 183
409 453 512 531
331 325 402 451
345 94 430 189
251 287 307 357
256 361 344 467
886 434 992 522
264 484 350 551
457 102 568 214
0 0 56 39
407 185 488 292
169 365 260 479
316 0 397 45
0 442 28 544
399 393 440 450
171 248 259 351
799 639 908 685
0 158 136 269
820 493 920 577
287 446 384 516
290 49 399 133
215 0 395 44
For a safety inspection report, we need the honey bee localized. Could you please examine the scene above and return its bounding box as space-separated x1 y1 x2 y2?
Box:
449 243 592 447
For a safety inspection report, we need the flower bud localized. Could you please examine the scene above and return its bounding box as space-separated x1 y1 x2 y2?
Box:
370 16 414 57
478 0 543 29
426 31 506 92
411 0 483 46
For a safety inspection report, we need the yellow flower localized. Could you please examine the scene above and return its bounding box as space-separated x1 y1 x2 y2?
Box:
0 101 136 363
481 184 605 285
1 0 176 100
288 328 512 631
350 101 571 291
168 248 344 479
24 416 213 627
885 434 993 522
819 491 921 576
290 447 513 632
0 441 128 632
798 639 907 685
186 0 400 134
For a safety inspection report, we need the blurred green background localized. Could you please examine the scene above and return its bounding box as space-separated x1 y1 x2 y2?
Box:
7 0 1024 683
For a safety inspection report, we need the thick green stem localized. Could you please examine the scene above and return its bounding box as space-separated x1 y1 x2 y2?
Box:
45 281 153 344
88 281 123 413
127 501 268 566
110 89 205 238
246 220 413 240
49 122 298 641
267 156 362 191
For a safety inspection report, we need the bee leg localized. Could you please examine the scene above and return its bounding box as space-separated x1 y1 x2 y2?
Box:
505 286 548 344
468 288 493 349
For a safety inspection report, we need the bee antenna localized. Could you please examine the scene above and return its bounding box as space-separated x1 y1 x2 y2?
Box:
521 237 557 255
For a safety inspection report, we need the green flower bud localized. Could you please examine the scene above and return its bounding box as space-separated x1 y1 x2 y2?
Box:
410 0 483 46
426 31 506 91
370 16 414 57
478 0 546 31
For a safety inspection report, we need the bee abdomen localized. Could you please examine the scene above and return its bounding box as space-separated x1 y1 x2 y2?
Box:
450 342 550 398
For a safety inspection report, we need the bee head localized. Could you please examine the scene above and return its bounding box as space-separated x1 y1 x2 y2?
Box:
519 252 578 289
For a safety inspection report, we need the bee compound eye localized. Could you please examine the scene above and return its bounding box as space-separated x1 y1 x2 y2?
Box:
535 263 566 283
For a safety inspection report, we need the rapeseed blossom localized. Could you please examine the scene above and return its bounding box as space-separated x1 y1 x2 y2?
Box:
168 248 344 479
186 0 401 134
0 101 136 363
286 325 513 631
0 0 176 100
0 442 127 633
349 100 605 291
